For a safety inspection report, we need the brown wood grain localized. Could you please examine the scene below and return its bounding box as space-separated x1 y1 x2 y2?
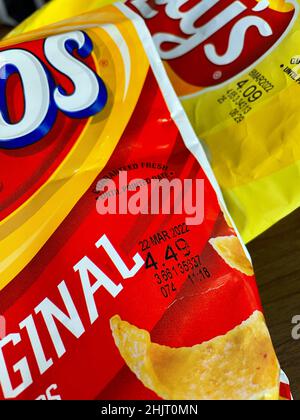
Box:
249 208 300 400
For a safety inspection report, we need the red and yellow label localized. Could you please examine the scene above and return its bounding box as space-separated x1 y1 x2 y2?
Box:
126 0 296 95
0 6 149 289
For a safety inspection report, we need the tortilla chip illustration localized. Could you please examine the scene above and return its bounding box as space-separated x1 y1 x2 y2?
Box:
110 311 280 400
209 236 254 276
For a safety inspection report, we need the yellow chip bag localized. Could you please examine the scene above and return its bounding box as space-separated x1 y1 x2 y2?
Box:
7 0 300 243
110 312 280 400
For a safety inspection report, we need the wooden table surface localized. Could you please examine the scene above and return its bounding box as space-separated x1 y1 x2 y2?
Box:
249 209 300 400
1 22 300 400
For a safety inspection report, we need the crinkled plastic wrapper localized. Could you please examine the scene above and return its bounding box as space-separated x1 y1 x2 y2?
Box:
9 0 300 243
0 3 291 400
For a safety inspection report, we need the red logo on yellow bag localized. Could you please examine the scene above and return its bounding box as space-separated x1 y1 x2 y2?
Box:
127 0 297 95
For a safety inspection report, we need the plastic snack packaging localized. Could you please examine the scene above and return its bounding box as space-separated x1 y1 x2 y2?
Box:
7 0 300 243
0 3 291 400
0 0 49 26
